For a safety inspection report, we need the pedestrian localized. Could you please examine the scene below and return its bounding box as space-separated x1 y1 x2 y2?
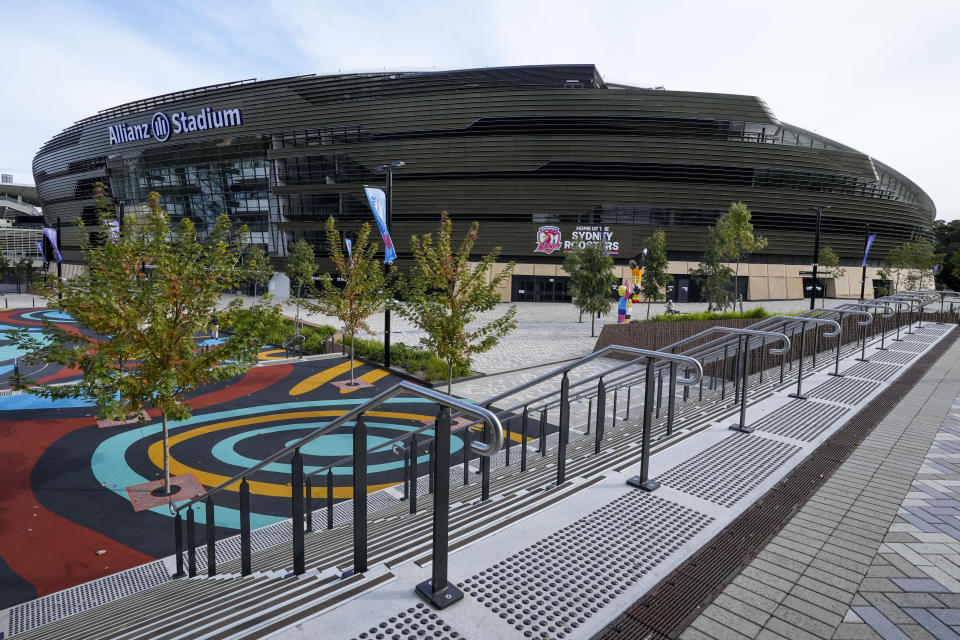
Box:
210 314 219 339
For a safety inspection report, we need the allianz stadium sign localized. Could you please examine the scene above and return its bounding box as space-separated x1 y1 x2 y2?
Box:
107 106 243 145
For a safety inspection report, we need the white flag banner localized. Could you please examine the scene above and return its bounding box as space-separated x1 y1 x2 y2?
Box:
364 187 397 264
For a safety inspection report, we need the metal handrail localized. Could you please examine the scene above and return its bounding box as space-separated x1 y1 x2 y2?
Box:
765 315 842 337
807 306 877 324
841 302 895 319
172 381 504 513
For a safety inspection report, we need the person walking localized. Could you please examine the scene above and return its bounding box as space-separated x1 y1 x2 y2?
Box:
210 314 219 339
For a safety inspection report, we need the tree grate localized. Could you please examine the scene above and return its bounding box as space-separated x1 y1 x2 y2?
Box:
754 400 850 442
459 492 711 639
806 377 881 405
351 602 464 640
657 433 802 507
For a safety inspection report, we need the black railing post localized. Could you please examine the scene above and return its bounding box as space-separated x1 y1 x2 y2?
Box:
829 323 844 377
403 445 410 499
539 408 547 457
481 419 491 501
856 323 869 362
721 346 729 399
733 337 742 404
627 358 660 492
410 434 418 514
521 406 529 472
758 339 765 384
586 397 592 433
505 418 512 466
326 470 335 528
416 407 463 608
595 377 606 454
655 370 663 418
625 386 632 418
683 368 690 401
240 479 251 576
612 388 618 427
557 372 570 486
728 336 753 433
305 477 313 533
205 497 216 577
187 506 197 577
789 320 808 400
291 448 305 575
812 325 820 368
173 512 185 578
428 440 435 494
666 362 677 436
348 418 368 576
879 315 888 350
462 427 471 485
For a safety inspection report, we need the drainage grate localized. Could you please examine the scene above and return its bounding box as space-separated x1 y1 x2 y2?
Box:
889 341 929 353
805 377 881 405
594 327 957 640
905 334 940 343
657 434 802 507
754 400 850 442
7 561 170 635
842 361 903 382
351 602 464 639
460 492 711 640
872 350 919 365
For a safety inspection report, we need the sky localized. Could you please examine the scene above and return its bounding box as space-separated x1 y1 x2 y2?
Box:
2 0 959 220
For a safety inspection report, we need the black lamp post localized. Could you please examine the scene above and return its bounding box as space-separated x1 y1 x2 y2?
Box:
859 223 870 301
374 161 405 368
808 206 830 311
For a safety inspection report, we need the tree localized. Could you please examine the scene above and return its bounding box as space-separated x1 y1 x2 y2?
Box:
691 222 735 311
301 218 390 385
15 258 34 294
243 244 273 298
817 246 846 306
878 244 908 294
564 244 615 336
395 213 517 393
904 238 938 290
934 219 960 291
7 185 272 496
714 201 767 303
640 229 671 318
285 239 315 331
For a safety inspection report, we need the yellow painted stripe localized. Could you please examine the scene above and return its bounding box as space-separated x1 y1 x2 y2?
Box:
289 360 363 395
258 349 287 360
468 422 529 443
147 409 433 498
339 368 391 394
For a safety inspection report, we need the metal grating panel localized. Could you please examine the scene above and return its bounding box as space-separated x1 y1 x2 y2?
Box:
459 492 711 639
889 341 928 353
351 602 465 639
842 360 903 382
905 334 939 343
872 349 919 365
806 377 881 405
657 433 802 507
754 400 850 442
8 561 170 635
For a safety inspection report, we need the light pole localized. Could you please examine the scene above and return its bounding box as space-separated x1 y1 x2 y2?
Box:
808 206 830 311
859 223 870 301
374 161 405 368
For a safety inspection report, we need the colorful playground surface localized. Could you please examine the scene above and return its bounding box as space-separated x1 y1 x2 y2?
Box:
0 308 504 610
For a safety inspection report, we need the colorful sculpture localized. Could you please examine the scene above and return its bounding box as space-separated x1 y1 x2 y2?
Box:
628 248 648 318
617 284 628 323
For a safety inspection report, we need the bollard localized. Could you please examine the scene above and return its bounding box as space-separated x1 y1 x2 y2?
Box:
206 497 217 576
346 419 367 576
627 358 660 492
415 407 464 609
240 479 252 575
556 373 570 486
291 448 305 575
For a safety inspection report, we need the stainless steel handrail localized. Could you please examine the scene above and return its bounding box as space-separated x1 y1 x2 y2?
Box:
765 315 842 337
172 381 504 513
842 302 895 319
808 306 877 324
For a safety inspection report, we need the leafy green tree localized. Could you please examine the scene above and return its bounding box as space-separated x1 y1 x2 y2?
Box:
640 229 671 318
691 224 735 311
15 258 34 294
934 219 960 291
564 244 616 336
395 213 517 393
714 201 767 303
285 238 316 330
301 219 390 385
6 185 273 496
904 238 938 290
243 244 273 297
817 246 845 306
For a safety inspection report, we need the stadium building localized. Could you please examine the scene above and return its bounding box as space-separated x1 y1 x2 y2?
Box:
32 65 935 302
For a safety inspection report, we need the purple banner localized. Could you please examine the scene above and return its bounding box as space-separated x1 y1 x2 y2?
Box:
42 227 62 263
861 234 876 268
34 240 44 258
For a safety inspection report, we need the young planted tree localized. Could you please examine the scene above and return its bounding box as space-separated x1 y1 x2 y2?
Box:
395 213 517 393
244 243 273 297
714 201 767 303
285 238 316 330
7 185 274 495
817 246 846 306
301 218 389 385
563 244 616 336
904 238 938 290
690 225 735 311
640 229 671 318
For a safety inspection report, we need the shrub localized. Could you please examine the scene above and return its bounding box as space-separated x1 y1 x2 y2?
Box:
640 306 770 323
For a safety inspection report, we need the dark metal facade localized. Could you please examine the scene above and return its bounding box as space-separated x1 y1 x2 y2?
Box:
32 64 934 266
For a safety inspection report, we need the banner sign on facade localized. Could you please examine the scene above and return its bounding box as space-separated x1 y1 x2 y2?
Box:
363 187 396 264
42 227 62 263
861 234 877 267
534 226 562 254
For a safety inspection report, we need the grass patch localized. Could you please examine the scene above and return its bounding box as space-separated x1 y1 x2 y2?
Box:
637 306 772 323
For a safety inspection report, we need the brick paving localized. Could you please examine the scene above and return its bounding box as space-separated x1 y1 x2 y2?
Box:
678 331 960 640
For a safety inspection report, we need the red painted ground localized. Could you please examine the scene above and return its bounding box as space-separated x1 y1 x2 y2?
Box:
0 363 293 597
